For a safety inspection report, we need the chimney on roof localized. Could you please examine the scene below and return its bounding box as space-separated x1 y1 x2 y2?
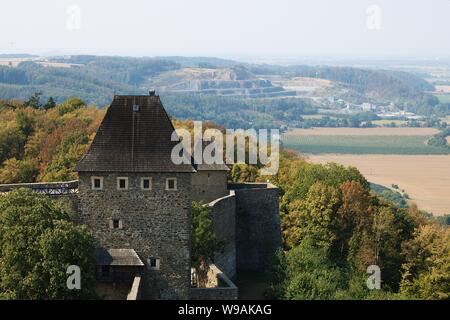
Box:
149 90 156 96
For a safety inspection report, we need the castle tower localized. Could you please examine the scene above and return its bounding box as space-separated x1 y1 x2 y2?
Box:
75 93 195 299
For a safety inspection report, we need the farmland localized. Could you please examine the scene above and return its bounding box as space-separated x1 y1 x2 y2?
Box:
436 94 450 103
283 127 450 215
282 128 447 155
308 154 450 216
371 119 408 126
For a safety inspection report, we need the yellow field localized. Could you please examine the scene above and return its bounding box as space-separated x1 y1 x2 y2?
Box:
285 127 439 136
308 154 450 216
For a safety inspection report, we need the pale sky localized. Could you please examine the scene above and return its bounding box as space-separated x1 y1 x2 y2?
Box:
0 0 449 60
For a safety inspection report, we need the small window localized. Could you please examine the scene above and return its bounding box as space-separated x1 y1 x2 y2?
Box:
141 178 152 190
147 257 160 270
109 219 123 230
116 177 128 190
91 176 103 190
166 178 177 191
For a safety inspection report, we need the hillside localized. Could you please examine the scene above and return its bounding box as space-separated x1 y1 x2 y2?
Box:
148 66 296 98
248 64 434 100
0 55 447 128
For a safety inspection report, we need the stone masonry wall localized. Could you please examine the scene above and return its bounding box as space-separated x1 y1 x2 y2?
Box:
192 171 228 203
190 264 238 300
229 183 282 273
78 172 192 300
208 192 236 279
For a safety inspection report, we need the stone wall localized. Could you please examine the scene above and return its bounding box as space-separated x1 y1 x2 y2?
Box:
78 172 192 300
190 264 238 300
192 171 228 203
208 192 236 279
229 183 282 273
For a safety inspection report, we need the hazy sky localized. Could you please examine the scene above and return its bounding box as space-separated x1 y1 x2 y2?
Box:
0 0 449 60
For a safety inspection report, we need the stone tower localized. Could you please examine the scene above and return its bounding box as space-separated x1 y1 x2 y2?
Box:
75 94 195 299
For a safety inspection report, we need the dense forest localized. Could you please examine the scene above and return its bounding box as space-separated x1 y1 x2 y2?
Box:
248 64 434 100
0 96 104 183
233 152 449 300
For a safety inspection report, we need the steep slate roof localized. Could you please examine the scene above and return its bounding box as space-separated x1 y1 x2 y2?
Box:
76 94 195 173
95 248 144 266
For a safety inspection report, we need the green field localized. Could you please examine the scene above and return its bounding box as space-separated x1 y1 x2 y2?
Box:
282 135 450 155
300 114 335 120
371 119 408 126
436 94 450 103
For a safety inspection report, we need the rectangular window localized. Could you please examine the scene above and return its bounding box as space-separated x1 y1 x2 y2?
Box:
141 178 152 190
117 177 128 190
109 219 123 230
91 176 103 190
166 178 177 191
147 257 160 270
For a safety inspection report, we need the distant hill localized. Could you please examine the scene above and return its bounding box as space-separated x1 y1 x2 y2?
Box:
0 55 444 127
149 66 296 98
248 64 434 101
156 56 240 68
0 54 38 59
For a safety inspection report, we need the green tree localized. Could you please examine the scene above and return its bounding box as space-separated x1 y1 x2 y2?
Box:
229 163 259 183
0 123 26 164
280 162 368 214
191 202 223 287
40 132 90 182
0 189 96 299
43 97 56 110
24 92 42 109
282 182 341 249
400 224 450 299
57 97 86 116
15 110 35 136
0 158 39 183
275 239 344 300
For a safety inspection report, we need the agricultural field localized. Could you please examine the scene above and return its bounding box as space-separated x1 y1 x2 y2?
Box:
300 114 328 120
282 128 447 155
371 119 408 127
441 116 450 123
435 94 450 103
308 154 450 216
435 85 450 93
284 127 450 215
